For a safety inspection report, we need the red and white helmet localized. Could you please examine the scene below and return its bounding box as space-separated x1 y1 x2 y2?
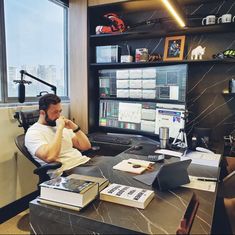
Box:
96 13 126 34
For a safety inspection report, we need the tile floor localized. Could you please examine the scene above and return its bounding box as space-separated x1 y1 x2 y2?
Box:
0 210 30 234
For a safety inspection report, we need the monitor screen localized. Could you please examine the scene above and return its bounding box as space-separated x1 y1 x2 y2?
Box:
98 64 187 139
98 64 187 101
99 100 185 139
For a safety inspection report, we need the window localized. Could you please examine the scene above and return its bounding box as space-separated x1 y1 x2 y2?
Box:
1 0 68 102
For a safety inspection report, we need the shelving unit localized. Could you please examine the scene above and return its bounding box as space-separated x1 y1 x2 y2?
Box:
88 0 235 138
90 59 235 69
90 23 235 45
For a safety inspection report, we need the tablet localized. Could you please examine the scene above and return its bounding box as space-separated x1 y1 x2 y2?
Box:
133 159 192 191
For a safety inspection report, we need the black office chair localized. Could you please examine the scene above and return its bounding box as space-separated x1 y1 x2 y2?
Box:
14 110 62 186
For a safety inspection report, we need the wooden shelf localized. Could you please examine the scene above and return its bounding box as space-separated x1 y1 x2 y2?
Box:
90 59 235 69
90 23 235 45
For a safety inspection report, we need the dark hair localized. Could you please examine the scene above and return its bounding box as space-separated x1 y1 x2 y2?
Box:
39 94 61 111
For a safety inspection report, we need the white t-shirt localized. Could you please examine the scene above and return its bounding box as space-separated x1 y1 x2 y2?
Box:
25 122 90 175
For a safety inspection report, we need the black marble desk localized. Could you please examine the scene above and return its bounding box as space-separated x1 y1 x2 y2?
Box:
29 137 220 234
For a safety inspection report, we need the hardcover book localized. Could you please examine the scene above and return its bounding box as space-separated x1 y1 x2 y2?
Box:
67 174 109 192
100 183 154 209
40 176 99 208
38 197 82 212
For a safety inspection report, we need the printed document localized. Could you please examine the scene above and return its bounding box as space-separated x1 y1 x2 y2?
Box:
181 151 221 167
181 176 216 192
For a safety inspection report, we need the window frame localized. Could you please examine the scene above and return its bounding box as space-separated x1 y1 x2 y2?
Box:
0 0 69 104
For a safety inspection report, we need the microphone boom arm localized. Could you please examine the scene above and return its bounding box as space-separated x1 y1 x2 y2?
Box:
19 70 57 94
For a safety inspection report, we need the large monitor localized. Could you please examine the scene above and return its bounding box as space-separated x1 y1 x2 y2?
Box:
99 100 185 139
98 64 187 139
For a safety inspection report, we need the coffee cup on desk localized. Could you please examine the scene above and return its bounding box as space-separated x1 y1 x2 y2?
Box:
202 15 216 25
217 14 234 23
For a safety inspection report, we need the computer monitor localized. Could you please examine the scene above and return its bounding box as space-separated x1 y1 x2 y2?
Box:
99 100 185 139
98 64 187 139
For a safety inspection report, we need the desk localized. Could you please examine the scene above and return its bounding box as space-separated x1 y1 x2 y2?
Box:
29 136 220 234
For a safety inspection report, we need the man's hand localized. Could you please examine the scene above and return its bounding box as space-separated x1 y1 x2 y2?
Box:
64 118 78 130
56 116 66 129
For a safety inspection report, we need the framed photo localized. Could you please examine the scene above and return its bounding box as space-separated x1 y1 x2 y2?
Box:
163 35 185 61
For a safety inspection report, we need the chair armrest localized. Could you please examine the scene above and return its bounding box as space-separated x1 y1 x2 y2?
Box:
33 161 62 176
222 171 235 198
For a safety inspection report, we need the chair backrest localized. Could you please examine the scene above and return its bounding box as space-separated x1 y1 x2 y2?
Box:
15 134 41 168
16 110 39 133
176 193 199 235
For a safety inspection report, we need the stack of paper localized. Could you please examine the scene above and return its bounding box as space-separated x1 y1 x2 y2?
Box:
181 176 216 192
181 151 221 167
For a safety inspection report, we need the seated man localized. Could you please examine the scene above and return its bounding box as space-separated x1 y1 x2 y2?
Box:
25 94 91 176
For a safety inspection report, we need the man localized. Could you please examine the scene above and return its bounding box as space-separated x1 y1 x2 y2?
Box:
25 94 91 176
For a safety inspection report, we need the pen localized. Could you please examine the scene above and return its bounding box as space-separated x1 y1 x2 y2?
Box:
197 178 218 182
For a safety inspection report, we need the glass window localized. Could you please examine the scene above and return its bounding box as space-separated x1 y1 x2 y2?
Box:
4 0 68 100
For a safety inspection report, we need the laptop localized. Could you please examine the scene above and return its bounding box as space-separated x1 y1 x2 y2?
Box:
133 159 192 191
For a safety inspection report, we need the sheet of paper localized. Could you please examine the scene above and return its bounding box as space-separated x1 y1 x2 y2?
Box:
181 151 221 167
155 149 183 158
181 176 216 192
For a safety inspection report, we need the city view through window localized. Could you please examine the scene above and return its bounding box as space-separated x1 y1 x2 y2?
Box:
4 0 68 98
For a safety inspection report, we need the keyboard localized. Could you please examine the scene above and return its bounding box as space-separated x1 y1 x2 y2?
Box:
92 135 131 145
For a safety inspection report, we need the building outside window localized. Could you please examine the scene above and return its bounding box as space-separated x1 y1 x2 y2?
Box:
1 0 68 102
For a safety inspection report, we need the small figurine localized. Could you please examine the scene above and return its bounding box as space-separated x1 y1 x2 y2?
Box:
191 45 206 60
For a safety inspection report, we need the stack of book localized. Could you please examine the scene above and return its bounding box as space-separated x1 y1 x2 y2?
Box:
38 175 109 211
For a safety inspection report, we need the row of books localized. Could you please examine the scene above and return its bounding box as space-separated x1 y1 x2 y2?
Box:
39 174 154 211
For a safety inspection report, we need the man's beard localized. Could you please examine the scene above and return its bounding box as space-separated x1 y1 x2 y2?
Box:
45 112 57 127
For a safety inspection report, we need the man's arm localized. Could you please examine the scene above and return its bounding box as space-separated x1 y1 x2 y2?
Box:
63 119 91 151
72 128 91 151
35 117 65 163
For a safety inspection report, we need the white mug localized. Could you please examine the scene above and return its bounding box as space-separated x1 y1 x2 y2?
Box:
202 15 216 25
217 14 233 23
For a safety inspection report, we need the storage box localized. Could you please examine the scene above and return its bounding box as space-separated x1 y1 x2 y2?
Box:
96 45 120 63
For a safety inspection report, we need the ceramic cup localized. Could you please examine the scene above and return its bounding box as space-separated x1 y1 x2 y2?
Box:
202 15 216 25
217 14 233 23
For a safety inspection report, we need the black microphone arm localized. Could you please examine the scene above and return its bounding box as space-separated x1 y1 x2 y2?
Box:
18 70 57 95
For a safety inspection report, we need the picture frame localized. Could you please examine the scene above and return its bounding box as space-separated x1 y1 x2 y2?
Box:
163 35 185 61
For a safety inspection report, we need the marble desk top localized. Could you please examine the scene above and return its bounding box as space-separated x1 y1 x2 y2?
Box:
30 136 220 234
